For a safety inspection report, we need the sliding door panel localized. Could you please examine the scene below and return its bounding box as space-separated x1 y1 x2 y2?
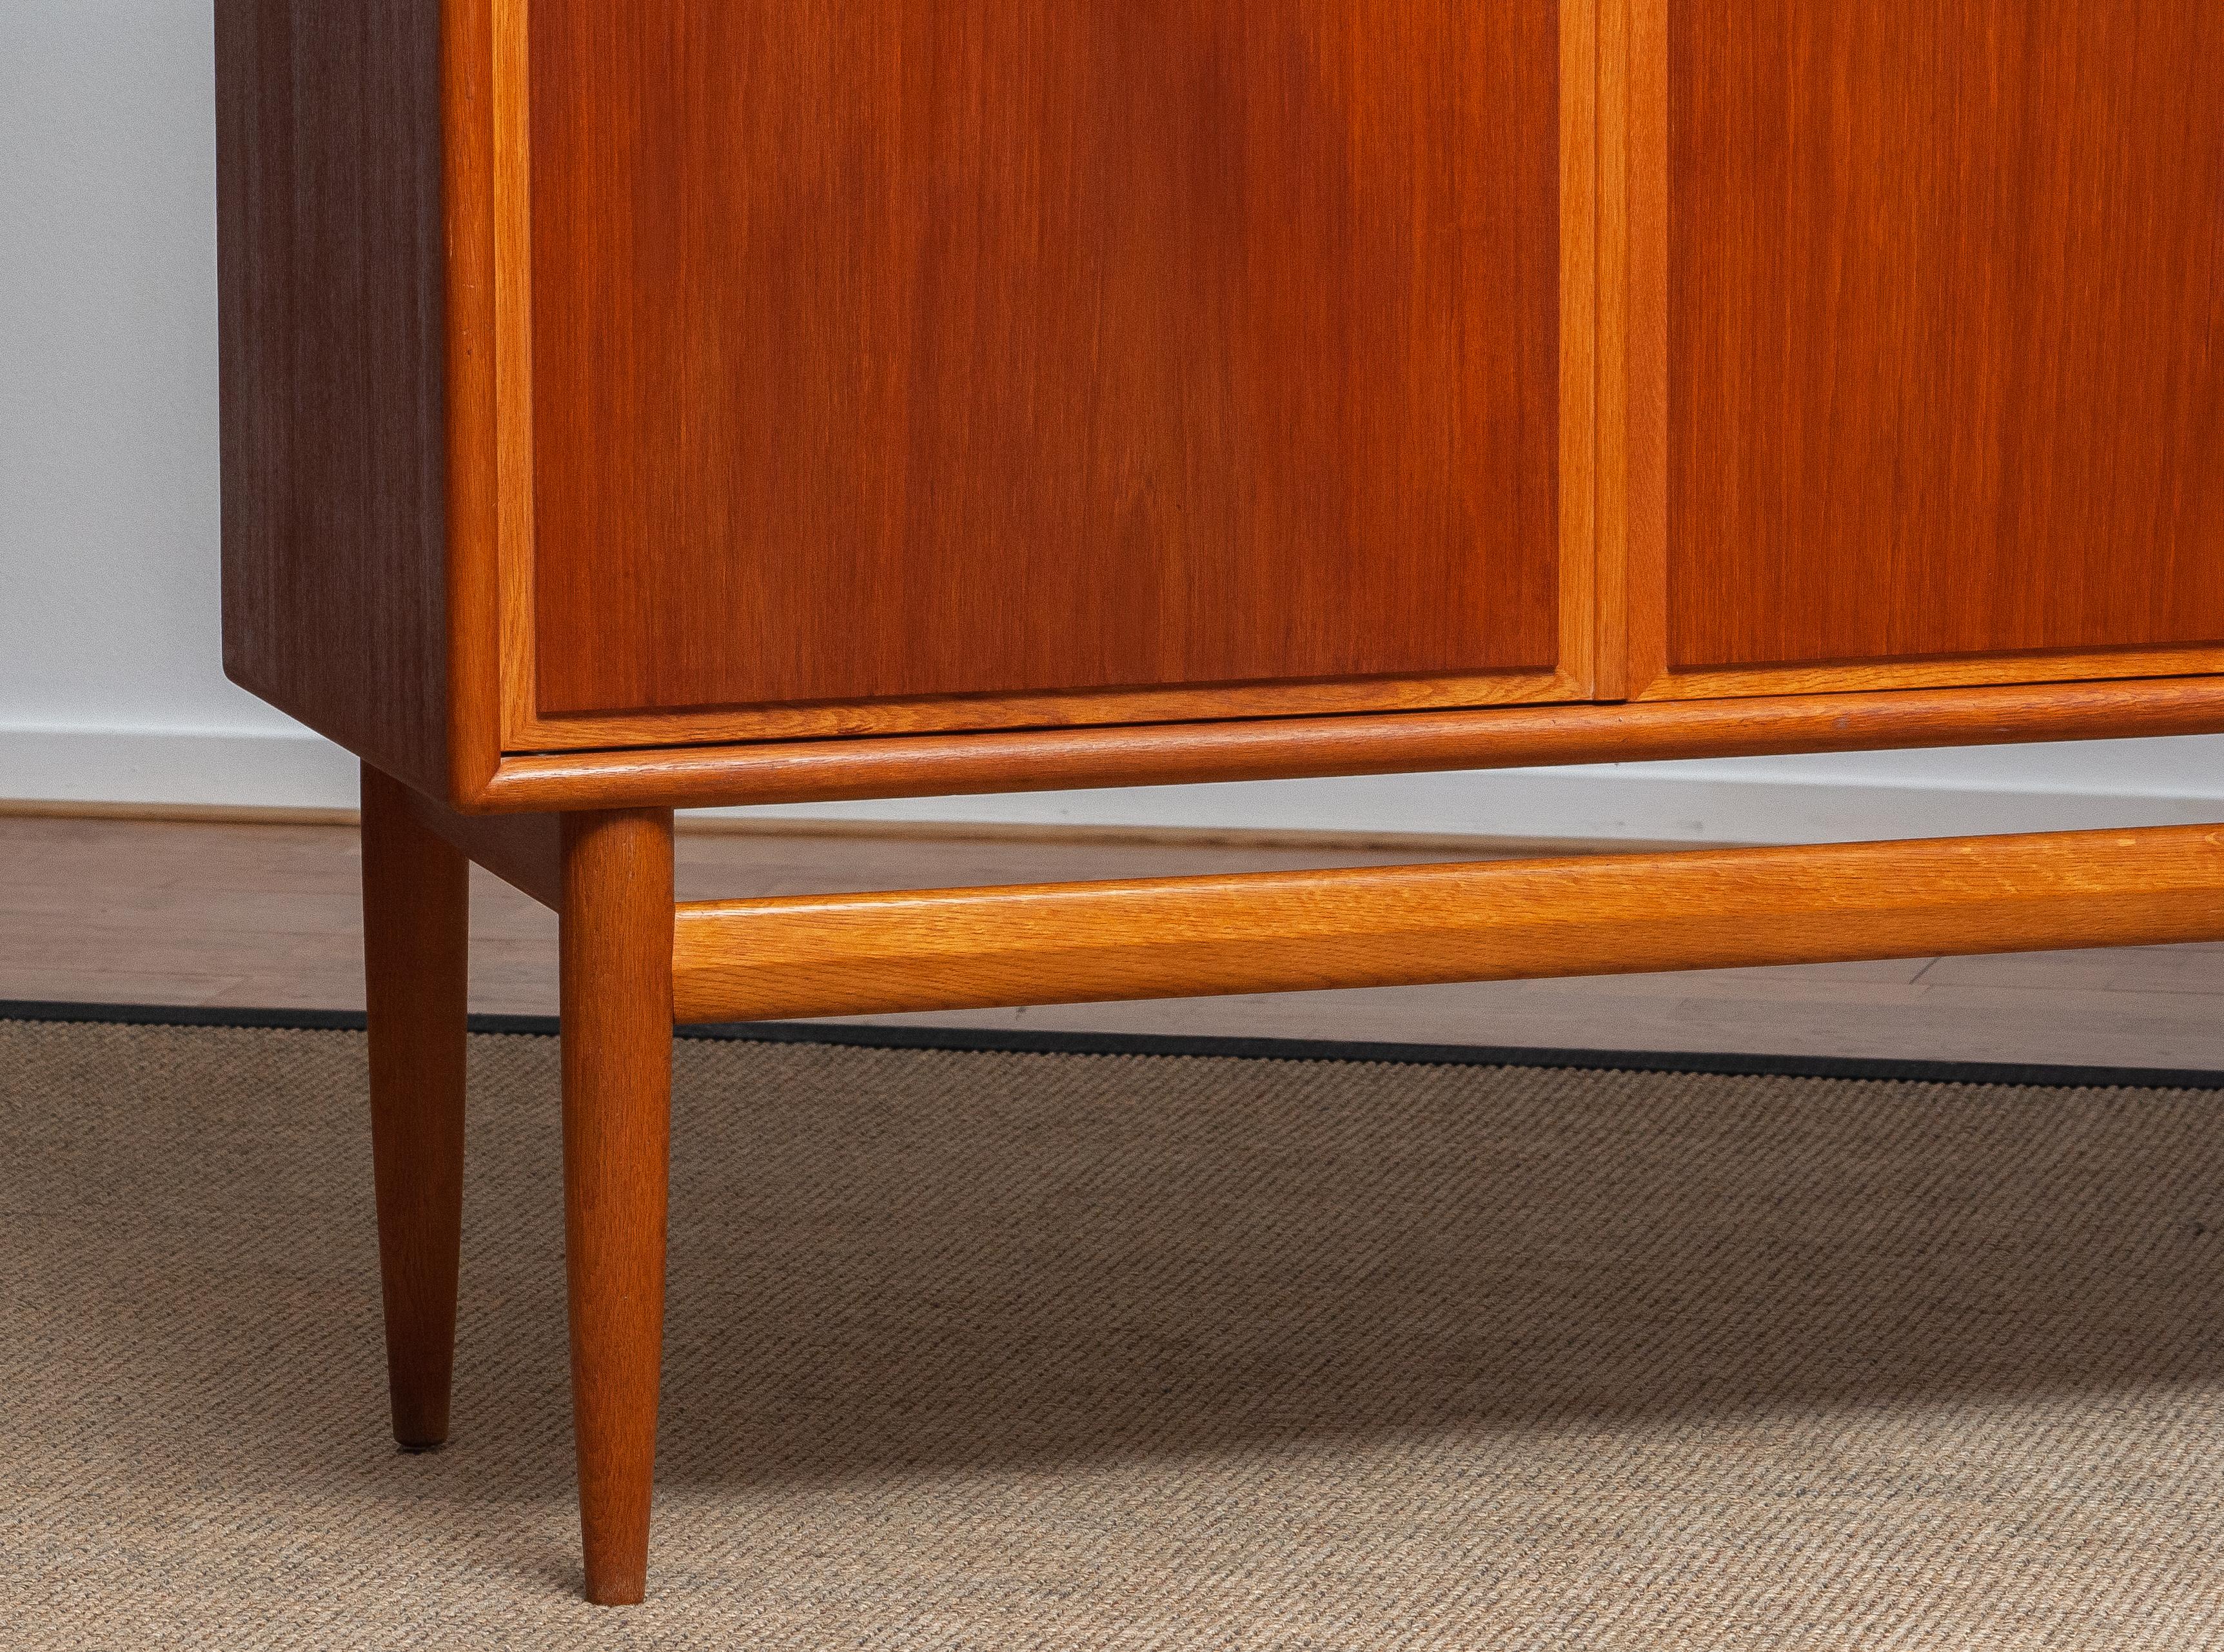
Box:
509 1 1593 747
1614 0 2224 699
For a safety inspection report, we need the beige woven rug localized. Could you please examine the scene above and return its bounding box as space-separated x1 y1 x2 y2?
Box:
7 1015 2224 1649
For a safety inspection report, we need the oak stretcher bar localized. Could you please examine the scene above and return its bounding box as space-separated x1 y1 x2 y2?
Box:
665 827 2224 1025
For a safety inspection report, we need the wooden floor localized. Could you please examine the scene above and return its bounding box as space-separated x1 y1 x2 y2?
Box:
4 812 2222 1070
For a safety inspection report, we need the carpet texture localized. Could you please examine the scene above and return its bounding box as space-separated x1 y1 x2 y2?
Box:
6 1016 2224 1648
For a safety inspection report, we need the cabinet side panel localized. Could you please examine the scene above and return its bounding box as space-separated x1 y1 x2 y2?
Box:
1666 0 2224 673
526 1 1564 721
216 0 450 792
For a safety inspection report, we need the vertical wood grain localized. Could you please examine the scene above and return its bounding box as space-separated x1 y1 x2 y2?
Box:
559 808 676 1606
359 763 469 1448
215 1 454 796
1662 0 2224 675
1560 0 1604 699
440 0 506 800
489 0 540 761
524 1 1564 723
1600 0 1669 696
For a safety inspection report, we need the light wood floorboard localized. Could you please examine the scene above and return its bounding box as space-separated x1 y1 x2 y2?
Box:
3 815 2221 1069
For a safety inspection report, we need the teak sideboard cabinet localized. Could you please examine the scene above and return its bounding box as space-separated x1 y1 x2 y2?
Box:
218 0 2224 1605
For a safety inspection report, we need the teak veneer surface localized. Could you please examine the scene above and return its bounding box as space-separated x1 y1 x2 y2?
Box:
1661 0 2224 676
219 0 2224 809
216 0 453 798
525 0 1566 722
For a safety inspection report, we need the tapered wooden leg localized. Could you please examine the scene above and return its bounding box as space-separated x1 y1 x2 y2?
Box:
560 809 676 1606
360 763 469 1448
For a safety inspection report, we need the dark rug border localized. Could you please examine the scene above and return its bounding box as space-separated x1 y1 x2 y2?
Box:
4 998 2221 1092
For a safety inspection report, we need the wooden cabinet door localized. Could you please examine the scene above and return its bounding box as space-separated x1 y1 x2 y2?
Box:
501 1 1596 750
1609 0 2224 701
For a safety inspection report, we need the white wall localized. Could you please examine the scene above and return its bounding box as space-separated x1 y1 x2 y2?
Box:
4 1 2219 845
1 4 302 752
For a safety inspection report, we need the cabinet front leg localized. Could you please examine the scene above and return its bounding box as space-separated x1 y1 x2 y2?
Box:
559 809 676 1606
360 762 470 1448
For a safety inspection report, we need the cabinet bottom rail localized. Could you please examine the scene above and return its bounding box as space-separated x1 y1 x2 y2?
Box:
667 824 2224 1024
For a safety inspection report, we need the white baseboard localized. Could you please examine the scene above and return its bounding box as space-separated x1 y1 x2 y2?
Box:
3 723 2219 845
0 726 363 812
